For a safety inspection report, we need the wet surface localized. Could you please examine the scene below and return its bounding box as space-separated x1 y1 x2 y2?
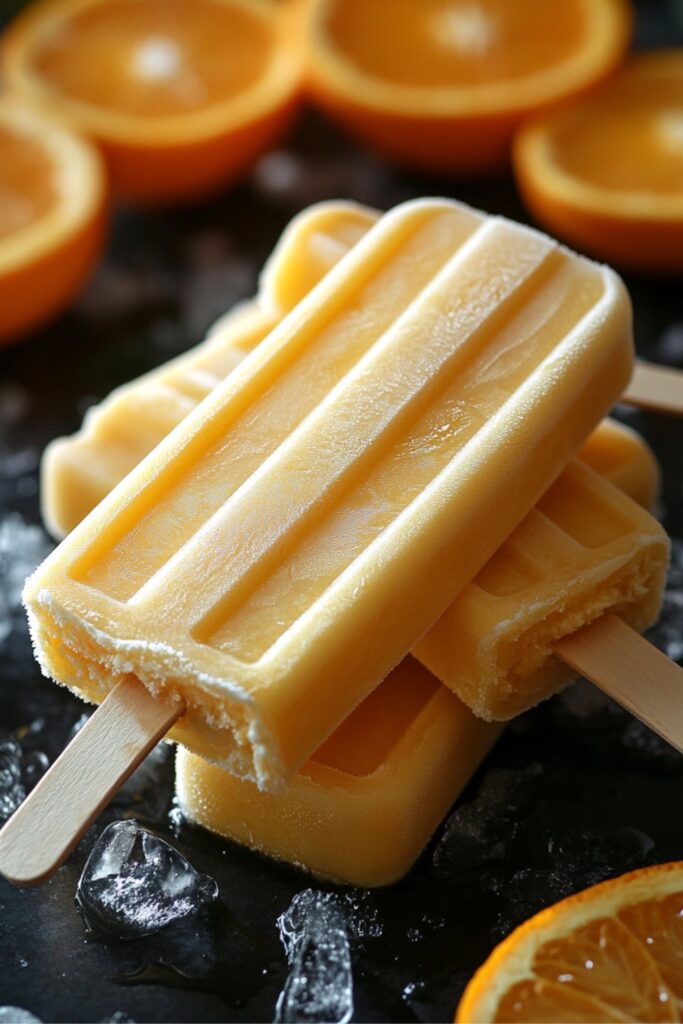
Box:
0 2 682 1020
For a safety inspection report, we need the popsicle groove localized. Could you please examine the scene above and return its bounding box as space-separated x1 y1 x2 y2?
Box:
69 206 481 601
145 220 560 636
24 199 634 787
190 251 607 654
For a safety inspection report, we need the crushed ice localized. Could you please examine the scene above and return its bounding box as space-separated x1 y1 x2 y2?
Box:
0 739 49 825
274 890 353 1024
0 514 52 644
76 820 219 939
432 763 544 875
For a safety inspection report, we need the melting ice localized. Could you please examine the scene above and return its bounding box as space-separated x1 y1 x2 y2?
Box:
76 820 218 939
275 890 353 1024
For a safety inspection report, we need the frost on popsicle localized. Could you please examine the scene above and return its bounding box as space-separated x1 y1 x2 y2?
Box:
275 890 353 1024
76 821 218 939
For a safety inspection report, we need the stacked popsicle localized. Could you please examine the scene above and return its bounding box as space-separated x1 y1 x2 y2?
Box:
1 198 677 889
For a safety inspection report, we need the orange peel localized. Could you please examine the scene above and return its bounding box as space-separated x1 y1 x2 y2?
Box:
457 860 683 1022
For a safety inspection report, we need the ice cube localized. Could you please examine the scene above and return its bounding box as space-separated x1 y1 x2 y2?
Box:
76 820 218 939
0 1009 42 1023
0 740 25 824
274 890 353 1024
340 891 382 942
0 735 49 824
432 764 544 876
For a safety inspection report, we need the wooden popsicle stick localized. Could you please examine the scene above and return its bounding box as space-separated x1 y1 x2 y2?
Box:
556 614 683 753
625 361 683 416
0 677 183 887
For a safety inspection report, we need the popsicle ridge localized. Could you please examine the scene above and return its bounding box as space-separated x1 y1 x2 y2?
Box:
414 460 668 720
24 198 633 790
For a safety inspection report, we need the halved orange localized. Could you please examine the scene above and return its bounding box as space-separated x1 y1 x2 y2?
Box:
0 97 107 345
2 0 303 204
301 0 632 175
457 861 683 1023
514 51 683 273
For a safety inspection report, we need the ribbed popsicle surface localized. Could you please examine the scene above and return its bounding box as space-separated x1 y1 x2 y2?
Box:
24 199 633 789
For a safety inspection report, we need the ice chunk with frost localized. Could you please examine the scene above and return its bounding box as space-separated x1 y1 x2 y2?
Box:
0 738 48 825
76 820 218 939
275 890 353 1024
432 763 543 875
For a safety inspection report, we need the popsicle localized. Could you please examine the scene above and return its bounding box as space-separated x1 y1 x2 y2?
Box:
175 428 663 887
177 658 502 888
41 201 682 542
23 197 633 794
577 418 659 512
42 201 378 539
414 457 669 720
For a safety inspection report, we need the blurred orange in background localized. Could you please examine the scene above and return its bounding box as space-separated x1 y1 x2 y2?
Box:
300 0 632 175
2 0 303 203
515 51 683 274
0 96 107 345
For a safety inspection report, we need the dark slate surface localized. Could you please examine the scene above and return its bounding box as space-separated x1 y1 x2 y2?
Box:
0 2 682 1021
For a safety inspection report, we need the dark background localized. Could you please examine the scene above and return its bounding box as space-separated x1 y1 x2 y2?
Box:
0 1 682 1021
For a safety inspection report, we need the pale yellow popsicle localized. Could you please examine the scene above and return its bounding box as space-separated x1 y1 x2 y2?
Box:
42 201 378 539
24 198 633 790
177 658 502 887
415 458 668 721
175 427 663 886
42 203 657 543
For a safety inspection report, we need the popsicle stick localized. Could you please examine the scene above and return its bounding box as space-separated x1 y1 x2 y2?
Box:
556 614 683 752
0 677 183 887
626 361 683 416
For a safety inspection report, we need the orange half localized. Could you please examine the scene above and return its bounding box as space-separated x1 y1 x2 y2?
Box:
457 861 683 1023
514 51 683 273
0 97 107 345
302 0 632 174
2 0 303 203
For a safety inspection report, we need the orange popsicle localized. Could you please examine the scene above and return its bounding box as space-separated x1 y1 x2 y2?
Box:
41 201 377 538
23 198 632 791
176 424 662 886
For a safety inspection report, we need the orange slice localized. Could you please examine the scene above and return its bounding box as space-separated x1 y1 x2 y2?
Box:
514 51 683 273
456 861 683 1023
0 97 107 345
301 0 631 175
2 0 303 204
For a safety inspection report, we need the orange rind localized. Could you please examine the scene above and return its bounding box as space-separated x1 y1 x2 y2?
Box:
301 0 632 175
2 0 303 204
457 860 683 1022
0 96 107 345
514 51 683 273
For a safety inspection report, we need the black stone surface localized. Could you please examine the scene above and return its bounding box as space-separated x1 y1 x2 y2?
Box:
0 2 682 1021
